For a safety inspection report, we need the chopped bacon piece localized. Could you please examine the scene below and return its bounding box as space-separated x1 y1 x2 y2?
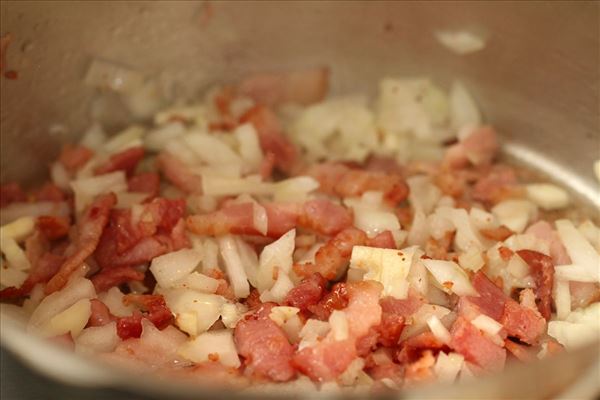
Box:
516 249 554 320
450 317 506 372
445 126 499 169
472 165 522 205
498 246 514 261
88 299 116 327
377 296 419 347
34 183 66 202
259 151 276 179
366 230 396 249
94 146 145 177
404 350 435 384
116 294 174 340
239 67 329 107
45 193 116 294
293 281 383 381
434 168 469 198
500 299 546 345
36 215 70 240
570 282 600 309
59 144 93 171
127 172 160 198
364 155 404 175
156 152 203 194
308 282 350 320
91 266 145 293
284 273 327 311
526 221 571 265
240 106 297 174
397 332 447 364
307 162 409 205
94 198 188 269
294 228 367 280
480 225 514 242
0 182 26 207
244 288 263 309
234 303 296 381
298 199 353 236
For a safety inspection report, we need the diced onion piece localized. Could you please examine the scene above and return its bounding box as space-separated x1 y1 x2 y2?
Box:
555 219 600 282
594 160 600 183
578 220 600 251
259 272 294 303
150 249 203 289
274 176 320 203
75 322 119 355
350 246 414 299
407 175 442 214
50 162 72 191
338 358 367 387
98 287 135 317
221 302 248 329
252 202 268 236
257 229 296 292
427 210 454 241
554 264 597 283
435 31 486 55
201 238 219 273
547 305 600 350
525 183 570 211
401 304 452 339
354 208 401 238
144 122 185 151
218 235 250 298
446 207 486 251
449 81 481 130
172 272 219 294
434 352 465 383
407 210 429 247
458 246 485 272
0 237 31 271
299 319 331 350
329 310 349 341
103 126 145 154
269 306 300 326
28 277 96 333
506 254 529 279
553 279 571 320
0 218 35 242
503 233 550 255
427 315 451 345
71 171 127 213
469 208 498 231
491 200 537 233
0 264 27 288
79 123 107 151
161 288 225 336
39 298 91 338
471 314 503 336
154 105 207 126
422 259 478 296
183 132 242 167
178 329 241 368
0 201 70 226
234 123 263 173
408 257 429 296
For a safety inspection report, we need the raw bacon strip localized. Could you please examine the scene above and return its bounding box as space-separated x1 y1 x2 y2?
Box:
234 303 296 382
58 144 93 171
240 105 297 174
128 172 160 198
0 182 26 207
91 266 145 293
450 316 506 372
294 228 367 280
284 273 327 311
94 146 145 177
45 193 116 294
156 152 203 194
36 215 70 240
516 249 554 320
306 162 409 205
239 67 329 107
292 281 383 381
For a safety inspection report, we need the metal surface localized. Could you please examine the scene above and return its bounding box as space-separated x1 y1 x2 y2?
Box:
1 1 599 399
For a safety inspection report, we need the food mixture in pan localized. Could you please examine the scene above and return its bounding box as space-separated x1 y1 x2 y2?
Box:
1 67 599 392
